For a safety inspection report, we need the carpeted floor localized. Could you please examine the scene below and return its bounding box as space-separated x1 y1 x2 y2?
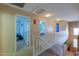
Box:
39 48 59 56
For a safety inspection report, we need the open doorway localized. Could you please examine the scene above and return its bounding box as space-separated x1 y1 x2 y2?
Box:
56 23 60 32
39 20 45 36
16 15 30 51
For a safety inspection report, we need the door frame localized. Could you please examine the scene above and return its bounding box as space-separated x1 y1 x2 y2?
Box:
15 15 30 51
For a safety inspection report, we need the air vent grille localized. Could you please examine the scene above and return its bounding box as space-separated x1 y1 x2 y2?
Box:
34 8 46 14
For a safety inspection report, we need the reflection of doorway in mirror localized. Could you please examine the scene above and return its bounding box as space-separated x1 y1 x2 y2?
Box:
16 16 30 51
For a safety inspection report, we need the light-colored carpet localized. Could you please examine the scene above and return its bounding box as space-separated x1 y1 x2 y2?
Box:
39 48 59 56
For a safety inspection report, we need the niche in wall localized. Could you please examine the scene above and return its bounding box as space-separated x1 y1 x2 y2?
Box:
16 16 30 51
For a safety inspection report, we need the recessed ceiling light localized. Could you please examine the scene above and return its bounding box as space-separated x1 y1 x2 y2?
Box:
45 14 51 17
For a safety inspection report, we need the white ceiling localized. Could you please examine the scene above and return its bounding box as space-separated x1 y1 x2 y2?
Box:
9 3 79 22
23 3 79 22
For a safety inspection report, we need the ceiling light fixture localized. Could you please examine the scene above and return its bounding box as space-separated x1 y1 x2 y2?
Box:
56 18 61 21
45 14 51 18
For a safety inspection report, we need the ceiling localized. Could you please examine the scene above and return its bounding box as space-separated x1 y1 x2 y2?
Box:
9 3 79 22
